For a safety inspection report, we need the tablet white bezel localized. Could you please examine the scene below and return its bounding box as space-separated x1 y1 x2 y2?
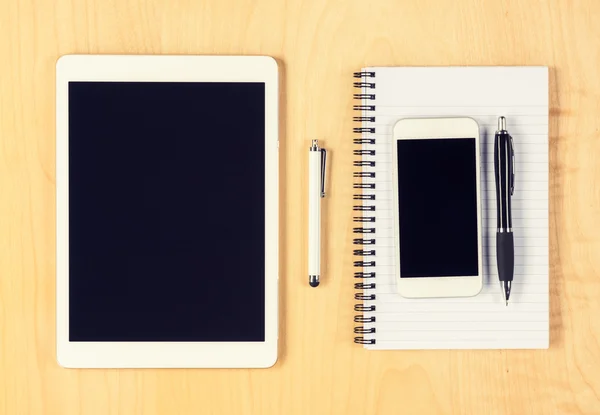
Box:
392 117 483 298
56 55 279 368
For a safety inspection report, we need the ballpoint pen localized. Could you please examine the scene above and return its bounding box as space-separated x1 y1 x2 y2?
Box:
308 139 326 287
494 116 515 305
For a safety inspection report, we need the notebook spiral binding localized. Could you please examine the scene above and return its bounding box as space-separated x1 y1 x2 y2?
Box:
353 71 377 345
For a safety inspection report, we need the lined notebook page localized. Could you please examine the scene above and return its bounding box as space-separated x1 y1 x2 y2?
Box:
360 67 549 350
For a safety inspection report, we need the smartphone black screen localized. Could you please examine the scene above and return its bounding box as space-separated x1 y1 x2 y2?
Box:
396 138 479 278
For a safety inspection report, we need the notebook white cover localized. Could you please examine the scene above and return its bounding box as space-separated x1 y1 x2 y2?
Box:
355 67 549 350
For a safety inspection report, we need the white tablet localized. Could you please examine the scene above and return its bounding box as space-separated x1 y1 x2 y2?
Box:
56 55 279 368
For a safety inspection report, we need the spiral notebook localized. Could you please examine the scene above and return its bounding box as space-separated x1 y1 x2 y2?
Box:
352 67 549 349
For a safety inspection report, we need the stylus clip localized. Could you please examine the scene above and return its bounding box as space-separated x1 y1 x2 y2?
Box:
320 148 327 198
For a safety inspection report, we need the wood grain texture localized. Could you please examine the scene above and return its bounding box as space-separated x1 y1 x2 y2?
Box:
1 0 599 413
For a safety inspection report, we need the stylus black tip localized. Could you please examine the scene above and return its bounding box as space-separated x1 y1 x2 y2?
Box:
309 278 320 287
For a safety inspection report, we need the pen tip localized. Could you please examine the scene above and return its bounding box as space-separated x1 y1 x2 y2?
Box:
309 276 320 287
506 300 508 306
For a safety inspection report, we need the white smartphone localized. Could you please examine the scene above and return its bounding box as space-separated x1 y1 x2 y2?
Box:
392 117 483 298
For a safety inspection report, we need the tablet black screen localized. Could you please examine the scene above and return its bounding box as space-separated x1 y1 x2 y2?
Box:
68 82 265 342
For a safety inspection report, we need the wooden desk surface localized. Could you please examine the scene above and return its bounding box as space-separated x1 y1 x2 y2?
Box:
1 0 600 413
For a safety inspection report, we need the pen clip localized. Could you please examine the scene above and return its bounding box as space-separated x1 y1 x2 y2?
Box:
320 149 327 198
510 135 515 195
